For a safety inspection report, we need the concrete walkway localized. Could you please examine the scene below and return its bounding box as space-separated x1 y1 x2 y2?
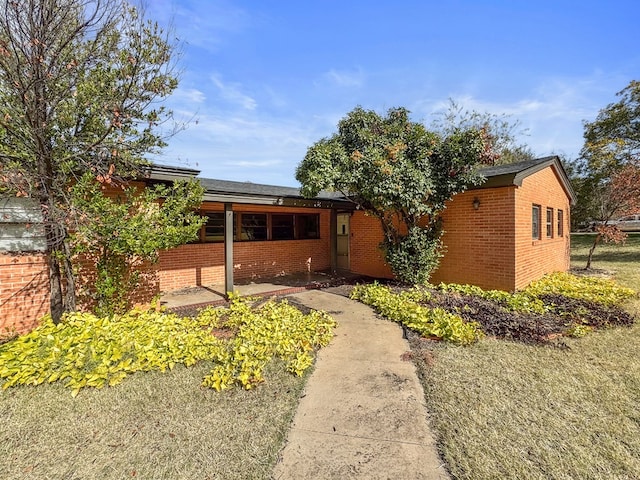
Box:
273 289 450 480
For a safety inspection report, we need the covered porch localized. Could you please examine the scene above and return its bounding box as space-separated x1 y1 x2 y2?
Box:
160 270 365 315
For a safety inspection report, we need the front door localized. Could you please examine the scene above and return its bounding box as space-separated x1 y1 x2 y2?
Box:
336 213 350 270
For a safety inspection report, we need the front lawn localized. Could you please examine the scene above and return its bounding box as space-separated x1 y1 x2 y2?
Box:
408 233 640 480
0 297 335 479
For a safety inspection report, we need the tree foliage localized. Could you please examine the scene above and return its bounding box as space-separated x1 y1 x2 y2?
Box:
70 173 204 316
571 80 640 268
296 106 492 284
0 0 180 321
431 99 535 165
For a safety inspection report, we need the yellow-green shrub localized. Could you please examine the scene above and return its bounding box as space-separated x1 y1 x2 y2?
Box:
202 296 336 391
524 272 637 306
350 283 482 345
0 296 336 395
437 283 549 314
0 308 225 395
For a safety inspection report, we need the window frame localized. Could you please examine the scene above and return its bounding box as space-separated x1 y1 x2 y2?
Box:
202 212 225 243
557 209 564 237
532 204 541 240
546 207 554 238
195 211 321 243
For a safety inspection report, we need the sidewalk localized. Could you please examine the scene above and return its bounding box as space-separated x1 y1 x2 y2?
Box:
273 288 450 480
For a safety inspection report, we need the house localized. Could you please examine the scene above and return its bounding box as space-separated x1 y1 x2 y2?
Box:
153 155 575 294
347 156 576 291
0 155 575 334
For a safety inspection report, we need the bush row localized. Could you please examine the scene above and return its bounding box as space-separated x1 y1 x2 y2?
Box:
0 296 336 395
351 273 637 345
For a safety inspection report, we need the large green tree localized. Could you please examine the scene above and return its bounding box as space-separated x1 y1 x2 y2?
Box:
570 79 640 267
0 0 180 322
431 99 535 165
573 80 640 225
296 106 493 284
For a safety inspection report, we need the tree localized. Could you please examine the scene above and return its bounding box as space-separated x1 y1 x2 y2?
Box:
574 79 640 268
583 80 640 173
70 173 204 316
0 0 180 322
296 106 492 284
431 99 535 165
583 164 640 269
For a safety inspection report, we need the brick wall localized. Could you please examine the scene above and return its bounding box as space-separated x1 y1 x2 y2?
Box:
348 164 572 291
158 204 332 291
0 253 49 335
431 188 518 290
513 167 571 290
349 211 394 279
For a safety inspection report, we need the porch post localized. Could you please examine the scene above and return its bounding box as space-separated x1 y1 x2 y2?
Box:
330 209 337 273
224 202 234 296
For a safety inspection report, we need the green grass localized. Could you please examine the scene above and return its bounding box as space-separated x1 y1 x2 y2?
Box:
571 232 640 291
413 233 640 480
0 360 306 479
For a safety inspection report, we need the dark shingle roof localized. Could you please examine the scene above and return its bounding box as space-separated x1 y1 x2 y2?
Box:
474 155 576 203
147 155 575 206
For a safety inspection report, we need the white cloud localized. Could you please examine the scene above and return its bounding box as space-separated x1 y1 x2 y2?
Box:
322 68 365 88
417 73 627 160
211 74 257 110
172 87 206 104
146 0 251 52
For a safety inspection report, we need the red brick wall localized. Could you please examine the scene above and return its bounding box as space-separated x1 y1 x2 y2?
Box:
158 204 332 291
349 164 572 291
0 253 49 335
349 211 394 279
513 167 571 289
431 188 517 290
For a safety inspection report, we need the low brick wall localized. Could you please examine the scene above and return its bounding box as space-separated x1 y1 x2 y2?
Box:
0 253 49 335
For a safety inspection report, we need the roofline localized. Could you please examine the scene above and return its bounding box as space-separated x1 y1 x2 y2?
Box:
202 191 353 209
144 164 201 181
142 164 354 209
472 156 577 204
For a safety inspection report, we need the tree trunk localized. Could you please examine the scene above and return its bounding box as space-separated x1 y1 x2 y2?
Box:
63 237 77 312
44 223 65 324
585 233 601 270
41 196 73 324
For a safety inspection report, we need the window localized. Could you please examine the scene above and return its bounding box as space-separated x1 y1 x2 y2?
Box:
203 212 225 242
546 207 554 238
194 211 320 243
557 209 564 237
272 214 295 240
532 205 541 239
240 213 268 241
296 214 320 239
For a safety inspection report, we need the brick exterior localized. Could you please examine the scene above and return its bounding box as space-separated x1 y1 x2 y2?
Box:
158 204 332 291
0 253 49 335
0 162 573 334
512 167 572 289
349 210 394 279
350 164 572 291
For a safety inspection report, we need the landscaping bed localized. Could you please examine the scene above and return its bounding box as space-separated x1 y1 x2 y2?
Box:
352 272 637 346
401 235 640 480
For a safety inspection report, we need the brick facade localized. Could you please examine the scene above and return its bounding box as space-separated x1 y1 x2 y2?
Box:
512 167 572 289
158 204 332 291
0 253 49 335
0 158 574 334
350 163 572 291
349 210 394 279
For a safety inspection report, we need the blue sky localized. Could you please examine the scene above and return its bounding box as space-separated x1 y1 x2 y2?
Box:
146 0 639 186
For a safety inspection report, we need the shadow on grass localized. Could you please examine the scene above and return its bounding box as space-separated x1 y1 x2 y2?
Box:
571 233 640 264
572 250 640 264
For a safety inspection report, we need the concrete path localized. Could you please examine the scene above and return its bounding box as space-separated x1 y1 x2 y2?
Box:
273 289 450 480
